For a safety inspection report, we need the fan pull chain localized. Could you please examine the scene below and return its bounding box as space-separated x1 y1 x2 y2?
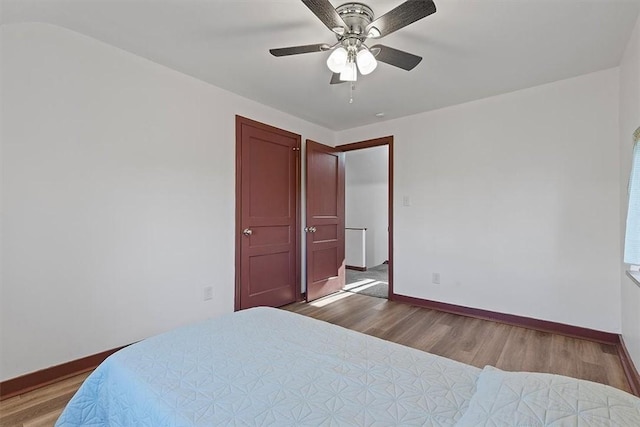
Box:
349 83 355 104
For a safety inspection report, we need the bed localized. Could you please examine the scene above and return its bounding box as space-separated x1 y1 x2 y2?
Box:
56 307 640 426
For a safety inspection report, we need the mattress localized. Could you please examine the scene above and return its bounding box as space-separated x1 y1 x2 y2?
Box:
56 307 640 426
56 307 481 426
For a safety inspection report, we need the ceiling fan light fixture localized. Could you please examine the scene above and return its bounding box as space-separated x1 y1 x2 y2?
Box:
270 0 434 85
356 48 377 75
326 47 348 73
340 61 357 82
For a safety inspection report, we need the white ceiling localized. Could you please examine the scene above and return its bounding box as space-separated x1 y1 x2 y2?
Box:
2 0 639 130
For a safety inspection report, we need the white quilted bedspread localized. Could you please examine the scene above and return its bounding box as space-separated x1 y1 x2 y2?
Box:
456 366 640 426
56 307 481 426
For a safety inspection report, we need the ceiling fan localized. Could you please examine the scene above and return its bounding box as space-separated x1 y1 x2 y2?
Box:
269 0 437 84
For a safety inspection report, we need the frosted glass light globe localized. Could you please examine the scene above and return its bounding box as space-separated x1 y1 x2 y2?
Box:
356 49 377 75
326 47 348 73
339 61 357 82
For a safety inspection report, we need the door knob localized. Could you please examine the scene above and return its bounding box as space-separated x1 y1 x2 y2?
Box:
243 228 253 236
310 226 317 233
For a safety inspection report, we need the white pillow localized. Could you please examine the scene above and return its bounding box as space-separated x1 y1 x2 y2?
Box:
455 366 640 426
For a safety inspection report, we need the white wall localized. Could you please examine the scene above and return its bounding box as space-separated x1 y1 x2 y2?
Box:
0 20 630 382
0 23 334 381
338 69 621 333
620 14 640 370
345 146 388 268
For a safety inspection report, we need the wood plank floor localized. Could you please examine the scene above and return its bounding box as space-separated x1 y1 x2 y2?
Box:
281 292 630 392
0 372 91 427
1 292 630 426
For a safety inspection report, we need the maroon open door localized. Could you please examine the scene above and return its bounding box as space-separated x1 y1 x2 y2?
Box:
236 116 300 310
305 140 345 301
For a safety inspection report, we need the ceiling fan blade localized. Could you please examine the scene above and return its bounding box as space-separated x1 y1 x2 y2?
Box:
301 0 346 34
270 43 330 57
330 73 346 85
370 45 422 71
366 0 436 39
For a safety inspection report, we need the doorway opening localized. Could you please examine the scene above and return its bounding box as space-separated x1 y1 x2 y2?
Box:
338 137 393 300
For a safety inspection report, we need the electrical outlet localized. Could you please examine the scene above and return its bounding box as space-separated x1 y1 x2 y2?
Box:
402 195 411 207
203 286 213 301
432 273 440 284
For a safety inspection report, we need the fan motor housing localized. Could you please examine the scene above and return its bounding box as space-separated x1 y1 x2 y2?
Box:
336 2 374 39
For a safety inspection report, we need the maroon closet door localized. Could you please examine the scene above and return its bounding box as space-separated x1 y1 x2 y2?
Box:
305 140 345 301
236 116 300 310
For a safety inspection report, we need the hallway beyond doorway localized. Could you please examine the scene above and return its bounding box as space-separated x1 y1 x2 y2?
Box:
344 264 388 299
